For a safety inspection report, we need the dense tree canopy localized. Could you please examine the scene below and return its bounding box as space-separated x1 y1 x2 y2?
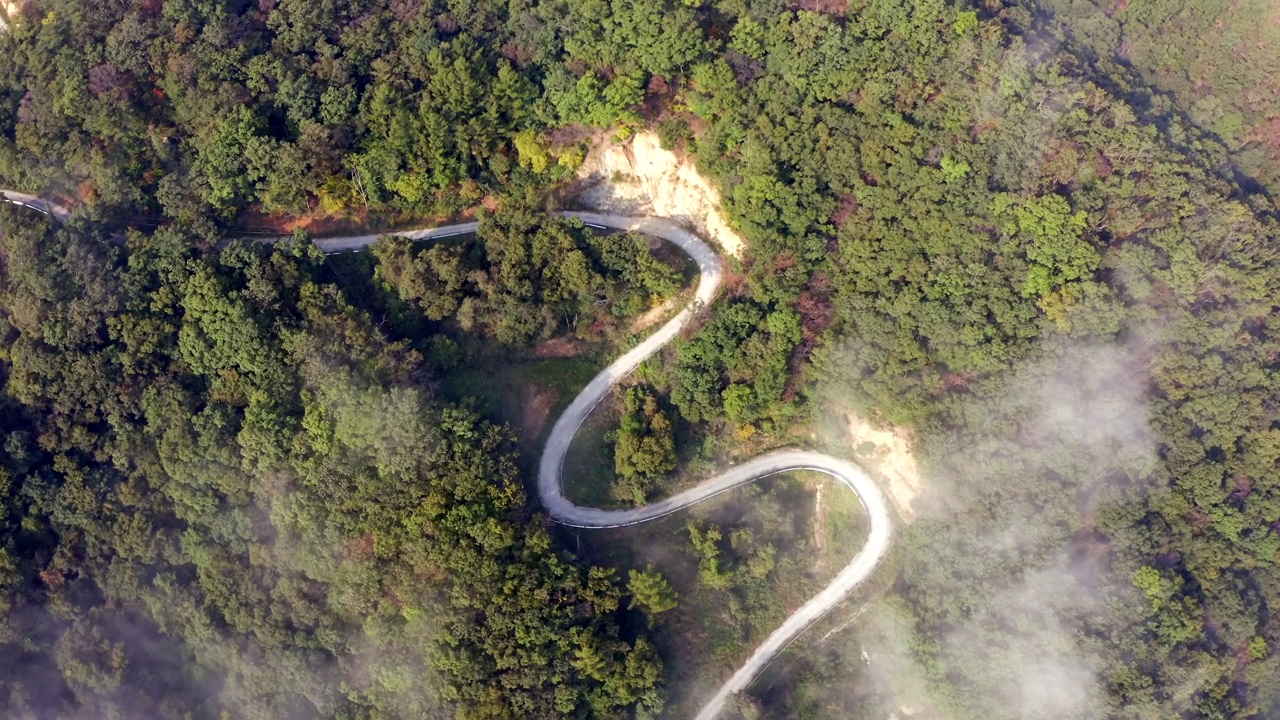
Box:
0 209 664 719
2 0 1280 718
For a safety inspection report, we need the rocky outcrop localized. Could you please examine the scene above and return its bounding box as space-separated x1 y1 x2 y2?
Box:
575 131 744 258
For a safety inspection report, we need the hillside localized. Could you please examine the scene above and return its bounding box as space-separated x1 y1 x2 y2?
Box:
1 1 1280 719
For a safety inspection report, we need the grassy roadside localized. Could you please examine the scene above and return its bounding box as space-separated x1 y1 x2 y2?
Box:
561 392 619 507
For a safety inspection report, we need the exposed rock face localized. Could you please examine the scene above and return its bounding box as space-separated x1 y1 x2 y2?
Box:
0 1 24 28
575 131 745 258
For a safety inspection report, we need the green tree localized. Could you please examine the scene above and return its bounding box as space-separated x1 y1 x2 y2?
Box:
628 566 679 625
613 386 677 504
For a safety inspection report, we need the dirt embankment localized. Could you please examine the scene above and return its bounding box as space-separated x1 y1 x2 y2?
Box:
0 1 23 27
574 131 744 258
849 414 922 521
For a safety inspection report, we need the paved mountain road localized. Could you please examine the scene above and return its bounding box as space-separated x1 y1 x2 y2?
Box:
0 196 894 719
539 212 892 720
1 190 72 223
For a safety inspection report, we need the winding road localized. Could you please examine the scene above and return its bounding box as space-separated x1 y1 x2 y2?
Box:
1 196 894 719
539 213 893 720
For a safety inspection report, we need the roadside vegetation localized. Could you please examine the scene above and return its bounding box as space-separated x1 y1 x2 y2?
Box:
571 470 869 719
2 0 1280 718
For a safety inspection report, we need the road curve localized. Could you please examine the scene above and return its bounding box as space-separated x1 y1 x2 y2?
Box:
538 212 893 720
0 192 893 719
1 190 72 223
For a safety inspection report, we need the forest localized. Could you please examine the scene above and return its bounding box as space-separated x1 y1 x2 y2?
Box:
2 0 1280 719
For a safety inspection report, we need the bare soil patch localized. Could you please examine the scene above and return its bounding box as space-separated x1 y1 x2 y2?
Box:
628 297 677 334
810 484 826 572
849 413 922 520
795 0 848 15
532 337 588 359
574 131 745 257
519 386 558 448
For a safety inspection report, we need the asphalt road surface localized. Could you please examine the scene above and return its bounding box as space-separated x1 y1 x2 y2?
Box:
0 190 71 223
